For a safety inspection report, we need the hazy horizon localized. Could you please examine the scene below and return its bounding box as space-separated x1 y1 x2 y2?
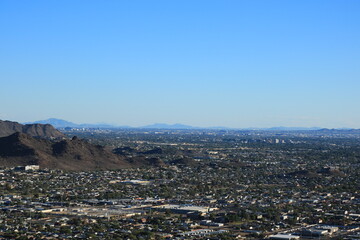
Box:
1 1 359 129
3 117 353 130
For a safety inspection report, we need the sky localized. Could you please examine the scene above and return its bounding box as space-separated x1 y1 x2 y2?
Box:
1 0 359 128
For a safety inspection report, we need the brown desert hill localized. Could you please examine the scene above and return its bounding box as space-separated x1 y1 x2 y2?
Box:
318 166 346 177
124 156 165 167
0 133 131 170
170 157 198 166
285 169 320 178
0 120 64 139
0 132 52 167
284 167 346 179
23 123 64 139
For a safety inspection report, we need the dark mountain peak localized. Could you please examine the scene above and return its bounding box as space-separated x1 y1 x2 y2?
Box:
22 123 64 139
140 147 163 155
0 132 131 170
26 118 130 129
8 132 30 140
4 132 49 149
113 147 136 155
146 157 165 167
0 133 44 159
0 119 65 139
52 140 70 156
126 156 165 167
318 166 345 177
72 136 79 141
170 157 197 166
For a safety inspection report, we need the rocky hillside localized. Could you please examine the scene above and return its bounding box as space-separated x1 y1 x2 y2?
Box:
0 120 64 139
0 133 131 170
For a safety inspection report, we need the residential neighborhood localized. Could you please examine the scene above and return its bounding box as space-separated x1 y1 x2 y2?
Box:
0 129 359 239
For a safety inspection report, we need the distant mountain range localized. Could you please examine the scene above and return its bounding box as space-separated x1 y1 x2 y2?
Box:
25 118 130 129
24 118 357 131
25 119 198 129
0 119 151 170
243 126 323 131
0 119 202 170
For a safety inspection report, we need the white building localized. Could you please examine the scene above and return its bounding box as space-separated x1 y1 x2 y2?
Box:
25 165 40 171
269 234 300 240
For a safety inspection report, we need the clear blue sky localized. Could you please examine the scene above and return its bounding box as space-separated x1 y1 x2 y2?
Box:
1 0 359 128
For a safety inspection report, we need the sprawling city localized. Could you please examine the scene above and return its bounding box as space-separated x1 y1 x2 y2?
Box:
1 125 359 239
2 1 360 239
